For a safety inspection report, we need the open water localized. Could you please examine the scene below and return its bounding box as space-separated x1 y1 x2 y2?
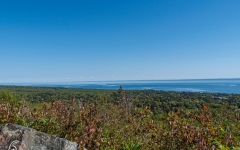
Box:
11 78 240 94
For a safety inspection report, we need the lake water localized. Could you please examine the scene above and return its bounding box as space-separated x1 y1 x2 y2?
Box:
12 78 240 94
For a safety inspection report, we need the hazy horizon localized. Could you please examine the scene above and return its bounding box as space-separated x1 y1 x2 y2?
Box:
1 78 240 85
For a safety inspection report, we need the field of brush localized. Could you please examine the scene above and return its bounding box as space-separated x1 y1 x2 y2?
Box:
0 86 240 149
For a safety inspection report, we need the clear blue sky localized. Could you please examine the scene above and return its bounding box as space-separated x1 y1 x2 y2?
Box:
1 0 240 83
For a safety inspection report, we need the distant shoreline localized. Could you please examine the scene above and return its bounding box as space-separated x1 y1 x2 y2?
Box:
1 78 240 94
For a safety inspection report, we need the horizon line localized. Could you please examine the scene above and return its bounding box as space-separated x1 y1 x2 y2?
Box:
1 77 240 85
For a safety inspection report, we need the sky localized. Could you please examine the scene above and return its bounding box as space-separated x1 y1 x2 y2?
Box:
0 0 240 83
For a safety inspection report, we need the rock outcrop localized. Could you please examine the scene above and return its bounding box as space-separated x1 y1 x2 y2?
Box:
0 124 85 150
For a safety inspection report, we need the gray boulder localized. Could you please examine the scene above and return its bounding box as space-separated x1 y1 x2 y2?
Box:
0 124 85 150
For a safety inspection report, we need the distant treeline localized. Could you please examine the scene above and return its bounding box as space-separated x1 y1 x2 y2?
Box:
1 85 240 113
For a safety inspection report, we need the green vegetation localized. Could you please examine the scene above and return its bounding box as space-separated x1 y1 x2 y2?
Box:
0 86 240 149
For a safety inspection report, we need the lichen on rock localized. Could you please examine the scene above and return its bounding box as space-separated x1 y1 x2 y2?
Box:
0 124 85 150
